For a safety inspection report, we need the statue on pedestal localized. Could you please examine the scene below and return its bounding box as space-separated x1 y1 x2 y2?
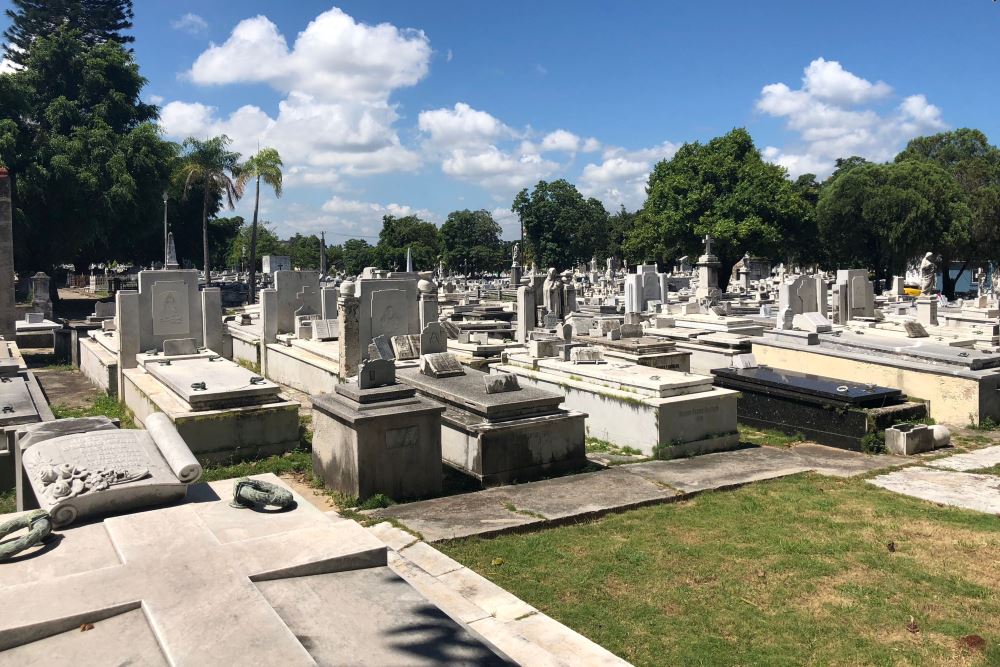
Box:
542 267 563 319
919 252 938 295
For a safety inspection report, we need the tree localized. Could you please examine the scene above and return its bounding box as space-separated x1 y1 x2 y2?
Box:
817 160 971 283
896 129 1000 296
374 215 440 270
326 244 345 273
175 135 242 281
208 216 242 270
607 205 637 264
235 147 282 303
628 128 812 277
512 179 608 270
440 209 504 275
286 233 322 270
4 0 134 67
0 27 173 274
342 238 374 276
226 220 282 270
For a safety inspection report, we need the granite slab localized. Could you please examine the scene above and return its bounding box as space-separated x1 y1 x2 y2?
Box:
143 356 281 410
397 366 564 420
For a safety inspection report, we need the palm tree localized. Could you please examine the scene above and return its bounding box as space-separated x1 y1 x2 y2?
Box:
175 135 242 284
236 147 283 303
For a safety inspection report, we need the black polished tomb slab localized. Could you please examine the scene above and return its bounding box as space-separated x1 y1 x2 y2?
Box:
712 366 901 407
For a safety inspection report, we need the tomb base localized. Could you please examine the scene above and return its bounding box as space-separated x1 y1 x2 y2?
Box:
79 335 119 395
123 369 300 462
263 341 340 395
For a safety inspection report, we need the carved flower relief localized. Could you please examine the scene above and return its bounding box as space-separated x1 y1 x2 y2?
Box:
25 450 149 501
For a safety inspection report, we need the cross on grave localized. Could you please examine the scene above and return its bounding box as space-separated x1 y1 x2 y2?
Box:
0 478 385 664
703 234 713 256
294 285 316 317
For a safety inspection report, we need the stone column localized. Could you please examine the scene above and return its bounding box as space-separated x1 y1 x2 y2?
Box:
116 290 140 401
814 275 828 317
321 285 338 321
834 282 849 324
624 274 642 314
338 280 361 379
260 288 278 345
200 287 223 353
0 171 13 342
516 285 535 343
418 274 439 331
31 272 51 319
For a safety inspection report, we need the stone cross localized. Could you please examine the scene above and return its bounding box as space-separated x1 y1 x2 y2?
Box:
703 234 713 256
294 285 316 316
0 481 384 663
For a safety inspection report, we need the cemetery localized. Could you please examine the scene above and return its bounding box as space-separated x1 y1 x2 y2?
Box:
3 2 1000 665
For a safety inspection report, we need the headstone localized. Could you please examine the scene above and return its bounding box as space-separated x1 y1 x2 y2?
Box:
543 313 560 329
30 272 51 319
310 319 337 341
19 413 201 526
420 322 446 354
561 323 573 341
391 334 420 361
372 334 395 361
619 323 643 338
529 338 559 358
369 289 410 343
358 358 396 389
792 312 832 333
151 280 191 337
162 337 198 356
484 373 520 394
903 321 929 338
24 312 43 324
516 285 535 343
419 352 465 378
732 353 757 369
570 347 605 364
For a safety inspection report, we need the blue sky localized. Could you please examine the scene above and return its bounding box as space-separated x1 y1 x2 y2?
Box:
4 1 999 242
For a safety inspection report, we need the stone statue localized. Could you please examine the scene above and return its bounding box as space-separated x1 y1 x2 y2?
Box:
976 267 985 296
511 243 520 266
919 252 938 295
729 252 750 287
542 267 563 319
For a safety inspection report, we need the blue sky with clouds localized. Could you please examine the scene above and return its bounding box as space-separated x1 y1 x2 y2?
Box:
3 1 999 242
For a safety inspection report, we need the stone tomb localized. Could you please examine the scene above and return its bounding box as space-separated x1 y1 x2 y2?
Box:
711 366 928 451
0 363 55 493
15 312 61 348
573 331 691 371
398 359 587 485
497 353 739 457
119 270 299 461
311 360 445 500
0 474 502 665
17 412 202 526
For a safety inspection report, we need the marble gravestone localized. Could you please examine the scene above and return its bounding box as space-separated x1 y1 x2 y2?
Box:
17 412 202 526
0 474 503 665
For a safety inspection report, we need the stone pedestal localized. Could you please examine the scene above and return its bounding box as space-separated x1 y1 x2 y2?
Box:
694 254 721 302
916 297 938 326
338 292 361 379
311 377 444 501
516 285 535 343
30 272 51 320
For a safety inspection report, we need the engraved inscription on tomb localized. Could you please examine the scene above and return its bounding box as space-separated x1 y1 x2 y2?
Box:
385 425 419 450
152 281 190 336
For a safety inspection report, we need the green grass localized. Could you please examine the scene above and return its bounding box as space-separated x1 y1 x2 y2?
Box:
738 424 805 448
440 474 1000 667
200 449 313 483
236 358 262 375
51 394 136 429
0 490 13 515
586 437 643 457
967 416 1000 431
969 463 1000 476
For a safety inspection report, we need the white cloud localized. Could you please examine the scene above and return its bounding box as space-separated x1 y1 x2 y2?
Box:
306 196 436 238
491 207 520 240
147 94 165 105
757 58 946 177
446 49 453 62
172 13 208 34
418 103 513 150
579 141 679 210
537 131 599 154
161 8 428 184
441 146 558 192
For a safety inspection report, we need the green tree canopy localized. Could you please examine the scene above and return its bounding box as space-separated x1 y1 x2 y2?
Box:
286 233 322 270
235 146 282 303
440 209 504 275
0 27 173 274
817 159 971 282
607 205 637 264
226 220 282 270
512 179 608 270
4 0 134 67
342 238 374 276
627 128 812 275
374 215 440 271
895 129 1000 295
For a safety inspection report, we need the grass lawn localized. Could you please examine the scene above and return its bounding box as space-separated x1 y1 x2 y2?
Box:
440 473 1000 666
51 394 136 429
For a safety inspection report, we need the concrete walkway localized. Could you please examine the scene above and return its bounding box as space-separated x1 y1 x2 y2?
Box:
374 444 911 542
868 444 1000 514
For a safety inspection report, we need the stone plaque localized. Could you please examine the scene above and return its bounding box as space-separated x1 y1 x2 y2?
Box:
420 322 446 354
25 312 42 324
311 319 337 341
484 373 520 394
372 334 395 360
391 334 420 361
370 289 410 342
385 425 419 450
619 323 643 338
151 281 190 337
904 321 929 338
420 352 465 378
440 320 461 340
163 337 198 356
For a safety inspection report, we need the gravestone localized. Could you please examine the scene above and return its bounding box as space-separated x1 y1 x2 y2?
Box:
31 272 52 320
619 323 643 338
310 319 337 341
370 289 410 343
371 335 394 361
516 285 535 343
419 352 465 378
570 346 605 364
904 321 929 338
484 373 520 394
420 322 446 354
391 334 420 361
162 337 198 356
358 358 396 389
792 312 832 333
19 412 201 526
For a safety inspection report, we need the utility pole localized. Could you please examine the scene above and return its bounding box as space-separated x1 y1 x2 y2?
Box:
162 190 169 267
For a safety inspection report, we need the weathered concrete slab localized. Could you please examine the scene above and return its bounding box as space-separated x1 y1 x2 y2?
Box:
496 467 678 520
788 443 911 477
375 489 543 542
621 446 811 492
929 445 1000 472
868 467 1000 513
